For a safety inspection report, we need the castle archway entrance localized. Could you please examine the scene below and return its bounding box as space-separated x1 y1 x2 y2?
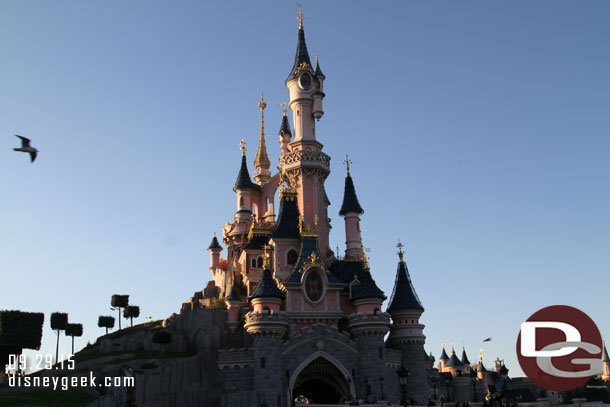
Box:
291 356 352 405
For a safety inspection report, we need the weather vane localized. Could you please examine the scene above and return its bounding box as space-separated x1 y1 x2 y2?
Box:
297 1 305 27
343 154 352 174
280 102 287 116
240 139 247 156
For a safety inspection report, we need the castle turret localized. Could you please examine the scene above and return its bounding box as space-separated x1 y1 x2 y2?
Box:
348 270 391 401
280 16 331 257
445 345 465 377
234 140 261 222
602 342 609 381
339 160 364 260
312 53 325 120
253 95 271 185
387 243 429 404
461 346 471 373
439 344 450 371
351 270 386 314
278 104 292 156
244 257 288 406
208 232 222 270
225 284 241 332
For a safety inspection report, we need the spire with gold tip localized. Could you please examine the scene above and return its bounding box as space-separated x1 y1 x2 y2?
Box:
254 94 271 184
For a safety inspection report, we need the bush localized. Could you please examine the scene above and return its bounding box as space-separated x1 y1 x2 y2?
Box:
0 310 44 350
65 323 83 337
208 298 226 309
123 306 140 319
111 295 129 308
50 313 68 331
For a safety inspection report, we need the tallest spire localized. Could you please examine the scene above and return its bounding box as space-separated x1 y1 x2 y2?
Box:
287 10 313 82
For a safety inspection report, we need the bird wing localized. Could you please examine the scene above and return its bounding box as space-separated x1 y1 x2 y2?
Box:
483 337 492 342
30 150 37 163
16 135 31 148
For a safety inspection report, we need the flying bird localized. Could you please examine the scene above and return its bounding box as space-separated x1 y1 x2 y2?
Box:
13 135 38 162
483 337 492 342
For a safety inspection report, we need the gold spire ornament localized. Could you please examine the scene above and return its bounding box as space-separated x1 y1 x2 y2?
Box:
397 241 404 261
240 139 247 156
280 102 287 116
297 1 305 28
254 94 270 169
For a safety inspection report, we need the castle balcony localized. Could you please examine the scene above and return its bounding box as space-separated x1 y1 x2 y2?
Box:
279 147 330 175
244 310 289 337
347 312 391 338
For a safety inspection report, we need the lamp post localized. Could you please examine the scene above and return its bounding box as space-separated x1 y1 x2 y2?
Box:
398 367 409 406
379 376 385 401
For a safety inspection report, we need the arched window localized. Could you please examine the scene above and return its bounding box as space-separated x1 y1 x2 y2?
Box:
257 256 264 268
251 258 257 269
239 197 244 207
286 249 298 266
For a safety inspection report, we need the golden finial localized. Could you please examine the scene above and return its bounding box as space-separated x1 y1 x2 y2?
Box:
442 341 445 349
258 93 267 138
262 244 272 268
280 102 287 116
213 232 216 237
289 175 297 193
240 139 247 156
343 154 352 174
480 348 484 361
396 240 404 261
254 94 270 169
296 1 305 28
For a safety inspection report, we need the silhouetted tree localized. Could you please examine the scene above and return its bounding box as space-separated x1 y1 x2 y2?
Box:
123 306 140 328
97 315 115 335
111 295 129 330
65 323 83 355
152 330 172 357
50 312 68 364
0 311 44 373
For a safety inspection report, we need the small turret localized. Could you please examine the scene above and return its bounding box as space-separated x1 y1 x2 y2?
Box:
253 95 271 184
439 344 450 371
234 140 260 222
226 284 241 332
351 271 386 315
312 54 325 121
278 103 292 156
339 157 365 260
445 345 465 377
386 243 429 404
208 232 222 270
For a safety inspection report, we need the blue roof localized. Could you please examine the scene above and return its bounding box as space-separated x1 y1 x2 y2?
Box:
339 173 364 216
234 154 261 192
387 260 424 313
208 234 222 250
352 272 386 300
287 26 313 82
439 347 450 361
226 285 240 301
271 193 300 239
249 269 285 300
445 351 465 368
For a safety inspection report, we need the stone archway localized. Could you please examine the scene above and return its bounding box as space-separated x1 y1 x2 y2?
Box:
290 353 354 405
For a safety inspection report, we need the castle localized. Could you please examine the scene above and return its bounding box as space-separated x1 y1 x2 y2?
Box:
183 12 432 406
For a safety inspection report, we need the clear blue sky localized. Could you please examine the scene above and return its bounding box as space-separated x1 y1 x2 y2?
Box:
1 1 608 377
